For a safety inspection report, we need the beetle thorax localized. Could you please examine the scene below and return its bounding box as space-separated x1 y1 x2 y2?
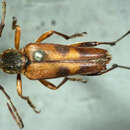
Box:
0 49 27 74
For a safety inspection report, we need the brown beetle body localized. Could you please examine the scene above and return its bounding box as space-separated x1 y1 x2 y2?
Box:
0 1 130 128
0 15 130 129
22 43 111 79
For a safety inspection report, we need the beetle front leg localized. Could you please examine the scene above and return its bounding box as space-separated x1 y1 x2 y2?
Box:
17 74 40 113
36 30 87 43
0 85 24 128
12 17 21 50
39 77 68 90
70 30 130 47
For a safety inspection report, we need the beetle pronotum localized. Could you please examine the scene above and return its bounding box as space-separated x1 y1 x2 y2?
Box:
1 1 130 129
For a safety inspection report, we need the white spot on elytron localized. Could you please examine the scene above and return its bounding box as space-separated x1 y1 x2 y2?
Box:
33 50 45 62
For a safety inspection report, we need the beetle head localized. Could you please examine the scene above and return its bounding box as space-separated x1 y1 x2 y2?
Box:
0 49 27 74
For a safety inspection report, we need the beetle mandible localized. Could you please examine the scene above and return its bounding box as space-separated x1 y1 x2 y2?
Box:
1 15 130 128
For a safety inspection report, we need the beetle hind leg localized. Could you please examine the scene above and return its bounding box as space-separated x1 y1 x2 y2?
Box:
17 74 40 113
89 64 130 76
70 30 130 47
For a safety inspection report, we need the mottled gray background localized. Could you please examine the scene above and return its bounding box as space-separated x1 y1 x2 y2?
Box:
0 0 130 130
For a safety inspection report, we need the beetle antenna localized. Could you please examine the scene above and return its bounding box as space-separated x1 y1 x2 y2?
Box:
0 0 6 37
0 85 24 128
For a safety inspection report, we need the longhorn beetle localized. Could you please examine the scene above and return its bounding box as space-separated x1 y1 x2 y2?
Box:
1 7 130 130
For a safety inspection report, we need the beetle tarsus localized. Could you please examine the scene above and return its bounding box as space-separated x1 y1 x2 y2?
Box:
95 64 130 76
12 16 17 30
114 30 130 44
22 96 40 113
65 31 87 40
67 77 87 83
113 64 130 70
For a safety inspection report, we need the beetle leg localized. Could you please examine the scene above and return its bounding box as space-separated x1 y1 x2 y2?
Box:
66 77 87 83
90 64 130 76
0 85 24 128
39 77 68 90
12 17 21 50
70 41 104 47
0 0 6 37
70 30 130 47
69 41 113 47
36 30 87 42
39 77 87 90
70 41 117 47
17 74 40 113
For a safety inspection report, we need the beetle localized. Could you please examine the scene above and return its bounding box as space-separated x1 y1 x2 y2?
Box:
1 16 130 129
2 16 130 128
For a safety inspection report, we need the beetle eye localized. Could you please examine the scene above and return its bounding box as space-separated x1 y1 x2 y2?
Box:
33 50 46 62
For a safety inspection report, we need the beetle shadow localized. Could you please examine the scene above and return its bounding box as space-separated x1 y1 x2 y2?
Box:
69 76 130 129
73 76 130 111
